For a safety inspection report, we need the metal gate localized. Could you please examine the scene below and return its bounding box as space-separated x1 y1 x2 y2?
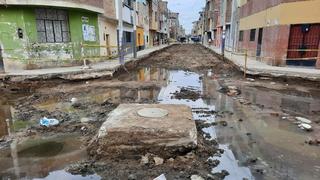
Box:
0 45 4 73
287 24 320 66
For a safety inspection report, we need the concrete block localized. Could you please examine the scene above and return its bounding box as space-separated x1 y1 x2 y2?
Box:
96 104 197 157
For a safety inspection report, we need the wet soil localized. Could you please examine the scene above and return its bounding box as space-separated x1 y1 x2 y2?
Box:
1 44 320 180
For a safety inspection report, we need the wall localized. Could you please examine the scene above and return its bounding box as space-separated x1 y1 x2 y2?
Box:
0 6 100 71
98 16 118 58
104 0 117 19
239 0 320 30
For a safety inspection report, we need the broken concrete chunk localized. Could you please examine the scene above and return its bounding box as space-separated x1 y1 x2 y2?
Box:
296 117 312 124
95 104 197 157
153 157 164 166
140 154 149 165
190 175 205 180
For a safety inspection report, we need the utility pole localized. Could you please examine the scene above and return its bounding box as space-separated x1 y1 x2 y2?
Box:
221 0 227 57
118 0 125 65
133 0 137 58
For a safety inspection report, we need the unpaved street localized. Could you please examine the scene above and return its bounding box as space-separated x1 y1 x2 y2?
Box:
1 44 320 180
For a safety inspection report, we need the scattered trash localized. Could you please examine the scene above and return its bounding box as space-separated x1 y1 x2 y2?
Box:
190 175 205 180
298 123 312 131
259 77 271 80
154 174 166 180
246 78 255 82
40 117 59 127
218 86 241 97
296 117 312 124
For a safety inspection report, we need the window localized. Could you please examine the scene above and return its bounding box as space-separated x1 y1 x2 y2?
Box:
250 29 256 41
239 30 243 41
35 9 70 43
125 32 132 43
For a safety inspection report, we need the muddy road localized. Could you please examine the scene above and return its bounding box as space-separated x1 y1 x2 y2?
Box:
0 44 320 180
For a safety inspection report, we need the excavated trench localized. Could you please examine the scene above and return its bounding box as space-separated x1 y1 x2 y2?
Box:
0 44 320 180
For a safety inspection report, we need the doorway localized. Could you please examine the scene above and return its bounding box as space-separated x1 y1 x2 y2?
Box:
256 28 263 57
105 34 111 56
0 45 4 73
287 24 320 66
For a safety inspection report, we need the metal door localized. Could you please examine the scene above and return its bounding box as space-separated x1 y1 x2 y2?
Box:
0 45 4 73
287 24 320 66
256 28 263 57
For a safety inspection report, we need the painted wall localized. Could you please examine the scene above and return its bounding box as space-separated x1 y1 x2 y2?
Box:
98 16 118 57
0 6 100 71
239 0 320 30
136 27 145 47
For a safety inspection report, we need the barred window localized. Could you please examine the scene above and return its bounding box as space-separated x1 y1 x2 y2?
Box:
35 9 70 43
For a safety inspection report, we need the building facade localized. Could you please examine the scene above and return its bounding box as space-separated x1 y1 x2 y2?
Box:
196 0 320 69
0 0 103 72
238 0 320 67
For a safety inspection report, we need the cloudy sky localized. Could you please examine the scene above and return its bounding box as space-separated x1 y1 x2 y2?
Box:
166 0 205 34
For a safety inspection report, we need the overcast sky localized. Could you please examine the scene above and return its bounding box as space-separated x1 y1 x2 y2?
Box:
166 0 205 34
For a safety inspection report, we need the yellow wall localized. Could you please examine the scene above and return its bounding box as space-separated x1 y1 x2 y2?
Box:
136 27 145 47
239 0 320 30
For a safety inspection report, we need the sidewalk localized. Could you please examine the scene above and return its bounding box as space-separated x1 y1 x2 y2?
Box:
204 44 320 81
0 44 169 82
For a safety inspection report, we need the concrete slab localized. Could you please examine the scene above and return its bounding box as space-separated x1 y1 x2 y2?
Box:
96 104 197 157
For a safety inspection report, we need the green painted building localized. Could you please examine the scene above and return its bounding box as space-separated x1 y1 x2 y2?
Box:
0 0 104 72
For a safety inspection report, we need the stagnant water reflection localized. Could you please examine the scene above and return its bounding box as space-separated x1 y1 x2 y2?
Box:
0 67 320 179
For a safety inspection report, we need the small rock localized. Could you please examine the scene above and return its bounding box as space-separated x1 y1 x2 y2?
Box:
296 117 312 124
190 175 205 180
167 158 175 163
305 138 320 146
81 117 93 123
70 97 78 104
270 112 280 116
128 174 137 180
140 155 149 165
153 157 164 166
238 118 244 122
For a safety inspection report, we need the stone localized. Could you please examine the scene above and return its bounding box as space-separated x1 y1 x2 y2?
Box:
140 154 149 165
296 117 312 124
128 174 137 180
153 157 164 166
96 104 197 157
190 175 205 180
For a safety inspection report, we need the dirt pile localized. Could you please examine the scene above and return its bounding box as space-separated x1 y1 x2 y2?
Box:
138 44 239 75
